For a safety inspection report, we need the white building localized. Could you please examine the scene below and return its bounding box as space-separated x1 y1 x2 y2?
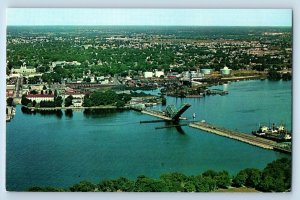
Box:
220 67 232 76
144 71 153 78
26 94 54 103
200 69 213 75
72 98 83 107
65 92 85 99
155 70 164 78
12 64 36 74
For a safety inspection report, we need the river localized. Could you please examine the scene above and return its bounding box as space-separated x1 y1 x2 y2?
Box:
6 79 292 191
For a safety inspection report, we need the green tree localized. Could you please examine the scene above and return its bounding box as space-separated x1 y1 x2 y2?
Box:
258 158 291 192
113 177 134 192
232 170 247 187
116 100 125 108
32 100 37 107
268 70 281 80
83 77 91 83
54 89 58 98
245 168 261 188
160 172 187 192
97 180 116 192
21 95 32 106
65 95 73 107
233 168 261 188
215 171 231 189
134 176 167 192
70 181 96 192
54 96 63 107
6 97 14 106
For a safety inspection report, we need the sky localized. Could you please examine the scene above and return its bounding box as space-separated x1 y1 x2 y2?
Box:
7 8 292 26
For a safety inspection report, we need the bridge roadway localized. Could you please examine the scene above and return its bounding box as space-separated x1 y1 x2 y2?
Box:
141 110 173 121
139 111 291 154
189 122 291 153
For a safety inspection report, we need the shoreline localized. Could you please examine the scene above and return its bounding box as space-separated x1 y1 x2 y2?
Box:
21 105 130 111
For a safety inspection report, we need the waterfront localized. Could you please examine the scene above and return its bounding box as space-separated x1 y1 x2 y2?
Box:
6 80 291 191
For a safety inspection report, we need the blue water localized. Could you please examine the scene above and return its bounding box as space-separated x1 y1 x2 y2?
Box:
6 80 292 191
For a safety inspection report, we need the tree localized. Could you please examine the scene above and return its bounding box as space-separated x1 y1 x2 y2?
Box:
134 176 167 192
6 97 14 106
268 70 281 80
97 180 115 192
54 89 58 98
54 96 63 107
70 181 96 192
258 158 291 192
193 175 213 192
21 95 32 106
65 95 73 107
183 180 196 192
30 90 38 94
116 100 125 108
282 73 292 81
160 172 188 192
32 100 37 107
83 77 91 83
233 168 261 188
232 170 247 187
245 168 261 188
214 171 231 189
113 177 134 192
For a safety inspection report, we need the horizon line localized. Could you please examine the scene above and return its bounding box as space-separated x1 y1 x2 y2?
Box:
7 25 293 27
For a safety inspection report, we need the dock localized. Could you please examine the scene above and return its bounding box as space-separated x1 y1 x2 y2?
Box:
206 89 228 95
189 121 291 154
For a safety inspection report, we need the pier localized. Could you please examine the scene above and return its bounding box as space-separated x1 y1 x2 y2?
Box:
189 121 291 154
206 89 228 95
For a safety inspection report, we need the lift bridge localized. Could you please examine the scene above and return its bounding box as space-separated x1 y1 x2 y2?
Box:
140 103 191 130
140 103 191 123
165 103 191 121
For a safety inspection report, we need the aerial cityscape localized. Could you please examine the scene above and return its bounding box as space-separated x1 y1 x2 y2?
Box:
6 9 292 192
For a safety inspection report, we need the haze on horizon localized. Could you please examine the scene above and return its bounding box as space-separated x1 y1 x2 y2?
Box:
7 8 292 27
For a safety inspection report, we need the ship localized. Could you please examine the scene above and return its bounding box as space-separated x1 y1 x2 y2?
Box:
252 123 292 142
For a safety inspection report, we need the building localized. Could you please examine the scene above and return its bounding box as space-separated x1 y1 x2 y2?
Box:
65 91 85 99
12 64 36 74
144 71 153 78
220 67 232 76
155 70 164 78
6 90 14 98
72 98 83 107
200 69 213 75
26 94 54 103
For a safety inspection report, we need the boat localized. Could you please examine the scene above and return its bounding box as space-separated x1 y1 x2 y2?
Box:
252 123 292 142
